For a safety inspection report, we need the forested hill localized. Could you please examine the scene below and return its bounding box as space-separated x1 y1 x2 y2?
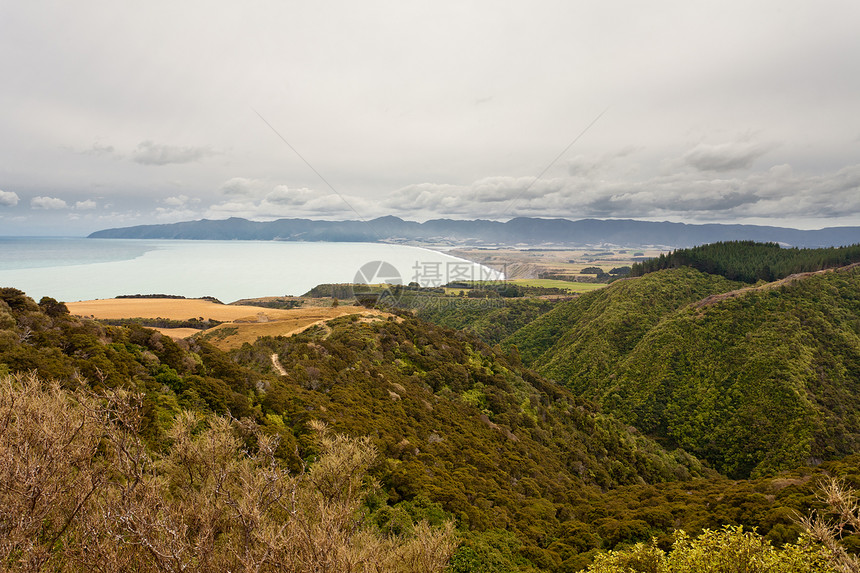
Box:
0 286 706 570
7 280 860 569
505 264 860 479
505 268 743 367
630 240 860 282
88 215 860 248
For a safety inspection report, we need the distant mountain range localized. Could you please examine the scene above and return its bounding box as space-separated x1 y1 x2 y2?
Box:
88 216 860 248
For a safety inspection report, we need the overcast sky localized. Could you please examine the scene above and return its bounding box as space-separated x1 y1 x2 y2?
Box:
2 1 860 235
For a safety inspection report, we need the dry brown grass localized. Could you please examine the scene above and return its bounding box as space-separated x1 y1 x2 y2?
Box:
200 309 390 350
67 298 391 348
152 327 203 340
66 298 301 322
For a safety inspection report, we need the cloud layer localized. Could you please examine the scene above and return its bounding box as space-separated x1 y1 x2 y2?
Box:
1 1 860 234
132 141 214 166
382 160 860 223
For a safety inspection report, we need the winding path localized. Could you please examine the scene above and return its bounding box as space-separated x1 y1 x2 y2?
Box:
270 354 287 376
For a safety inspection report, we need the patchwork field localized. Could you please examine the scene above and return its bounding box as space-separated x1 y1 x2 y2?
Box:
508 278 607 292
449 247 662 280
67 298 389 349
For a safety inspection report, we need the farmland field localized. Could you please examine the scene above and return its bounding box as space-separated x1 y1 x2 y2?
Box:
448 247 661 280
66 298 298 322
67 298 389 349
508 278 608 292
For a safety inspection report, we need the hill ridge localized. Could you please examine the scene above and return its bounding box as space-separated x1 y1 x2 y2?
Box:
691 261 860 309
88 216 860 248
505 264 860 478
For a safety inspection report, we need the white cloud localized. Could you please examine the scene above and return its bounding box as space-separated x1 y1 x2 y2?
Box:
265 186 320 205
162 194 200 207
0 190 19 207
74 199 97 210
205 190 375 221
31 196 68 210
132 141 214 166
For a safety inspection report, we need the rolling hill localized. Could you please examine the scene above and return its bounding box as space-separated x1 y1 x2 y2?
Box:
506 264 860 478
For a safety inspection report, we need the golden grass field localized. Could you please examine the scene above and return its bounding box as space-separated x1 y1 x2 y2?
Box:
67 298 390 350
67 299 300 322
198 308 392 351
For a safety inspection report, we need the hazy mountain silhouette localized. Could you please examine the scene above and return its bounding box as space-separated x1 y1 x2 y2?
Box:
89 216 860 248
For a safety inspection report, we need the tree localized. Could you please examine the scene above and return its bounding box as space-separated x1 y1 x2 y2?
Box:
38 296 70 317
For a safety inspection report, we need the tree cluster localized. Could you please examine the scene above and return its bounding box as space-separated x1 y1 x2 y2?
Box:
630 241 860 283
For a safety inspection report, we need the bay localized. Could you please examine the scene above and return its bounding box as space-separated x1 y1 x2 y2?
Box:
0 238 500 303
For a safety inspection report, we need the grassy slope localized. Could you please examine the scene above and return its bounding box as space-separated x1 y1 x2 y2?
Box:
509 279 606 293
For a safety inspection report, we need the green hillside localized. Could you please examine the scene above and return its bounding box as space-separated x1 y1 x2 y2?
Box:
0 286 705 571
6 259 860 570
598 266 860 478
412 295 557 345
230 315 709 558
507 266 860 479
505 268 743 375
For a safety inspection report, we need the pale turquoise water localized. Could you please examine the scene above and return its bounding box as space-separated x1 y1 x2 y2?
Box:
0 238 500 303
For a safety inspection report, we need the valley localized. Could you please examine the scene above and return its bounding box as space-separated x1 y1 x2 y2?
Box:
3 240 860 571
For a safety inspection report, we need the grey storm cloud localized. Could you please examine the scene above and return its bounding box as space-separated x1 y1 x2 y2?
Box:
86 143 117 157
384 162 860 223
220 178 268 197
684 142 774 172
132 141 214 166
0 190 19 207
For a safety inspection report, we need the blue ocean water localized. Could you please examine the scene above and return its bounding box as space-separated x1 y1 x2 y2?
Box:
0 237 499 303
